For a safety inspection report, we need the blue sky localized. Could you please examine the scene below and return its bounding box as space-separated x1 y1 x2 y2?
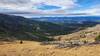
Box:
0 0 100 17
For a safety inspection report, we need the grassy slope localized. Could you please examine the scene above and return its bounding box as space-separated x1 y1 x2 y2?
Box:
54 24 100 41
0 41 100 56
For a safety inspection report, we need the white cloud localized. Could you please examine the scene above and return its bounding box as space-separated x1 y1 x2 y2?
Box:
71 5 100 16
0 0 78 14
31 0 77 9
0 0 33 12
1 0 100 16
86 6 100 15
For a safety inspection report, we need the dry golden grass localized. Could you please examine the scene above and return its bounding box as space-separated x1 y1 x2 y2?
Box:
54 24 100 42
0 25 100 56
0 41 100 56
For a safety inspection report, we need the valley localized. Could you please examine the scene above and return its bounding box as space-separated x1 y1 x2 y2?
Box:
0 14 100 56
0 0 100 56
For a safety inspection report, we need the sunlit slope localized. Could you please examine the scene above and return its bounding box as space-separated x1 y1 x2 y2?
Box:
0 41 100 56
54 24 100 41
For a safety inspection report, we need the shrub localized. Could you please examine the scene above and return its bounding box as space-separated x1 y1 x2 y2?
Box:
95 34 100 41
33 32 54 41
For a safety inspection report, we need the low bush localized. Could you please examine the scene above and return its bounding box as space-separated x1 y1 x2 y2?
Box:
95 34 100 41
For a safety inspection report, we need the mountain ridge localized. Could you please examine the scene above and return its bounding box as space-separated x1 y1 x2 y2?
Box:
0 13 99 41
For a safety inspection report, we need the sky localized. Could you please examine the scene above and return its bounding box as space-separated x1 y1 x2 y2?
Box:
0 0 100 17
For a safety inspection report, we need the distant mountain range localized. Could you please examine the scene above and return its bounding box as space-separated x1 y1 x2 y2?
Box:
31 16 100 24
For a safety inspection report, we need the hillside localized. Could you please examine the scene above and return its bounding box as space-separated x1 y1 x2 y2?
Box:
0 24 100 56
54 24 100 42
0 41 100 56
0 14 55 41
0 14 99 42
0 14 100 56
32 17 100 35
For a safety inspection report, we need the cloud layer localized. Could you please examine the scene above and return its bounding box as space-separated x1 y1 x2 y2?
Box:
0 0 100 16
0 0 77 13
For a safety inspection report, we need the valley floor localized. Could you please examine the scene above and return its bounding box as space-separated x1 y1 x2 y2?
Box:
0 41 100 56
